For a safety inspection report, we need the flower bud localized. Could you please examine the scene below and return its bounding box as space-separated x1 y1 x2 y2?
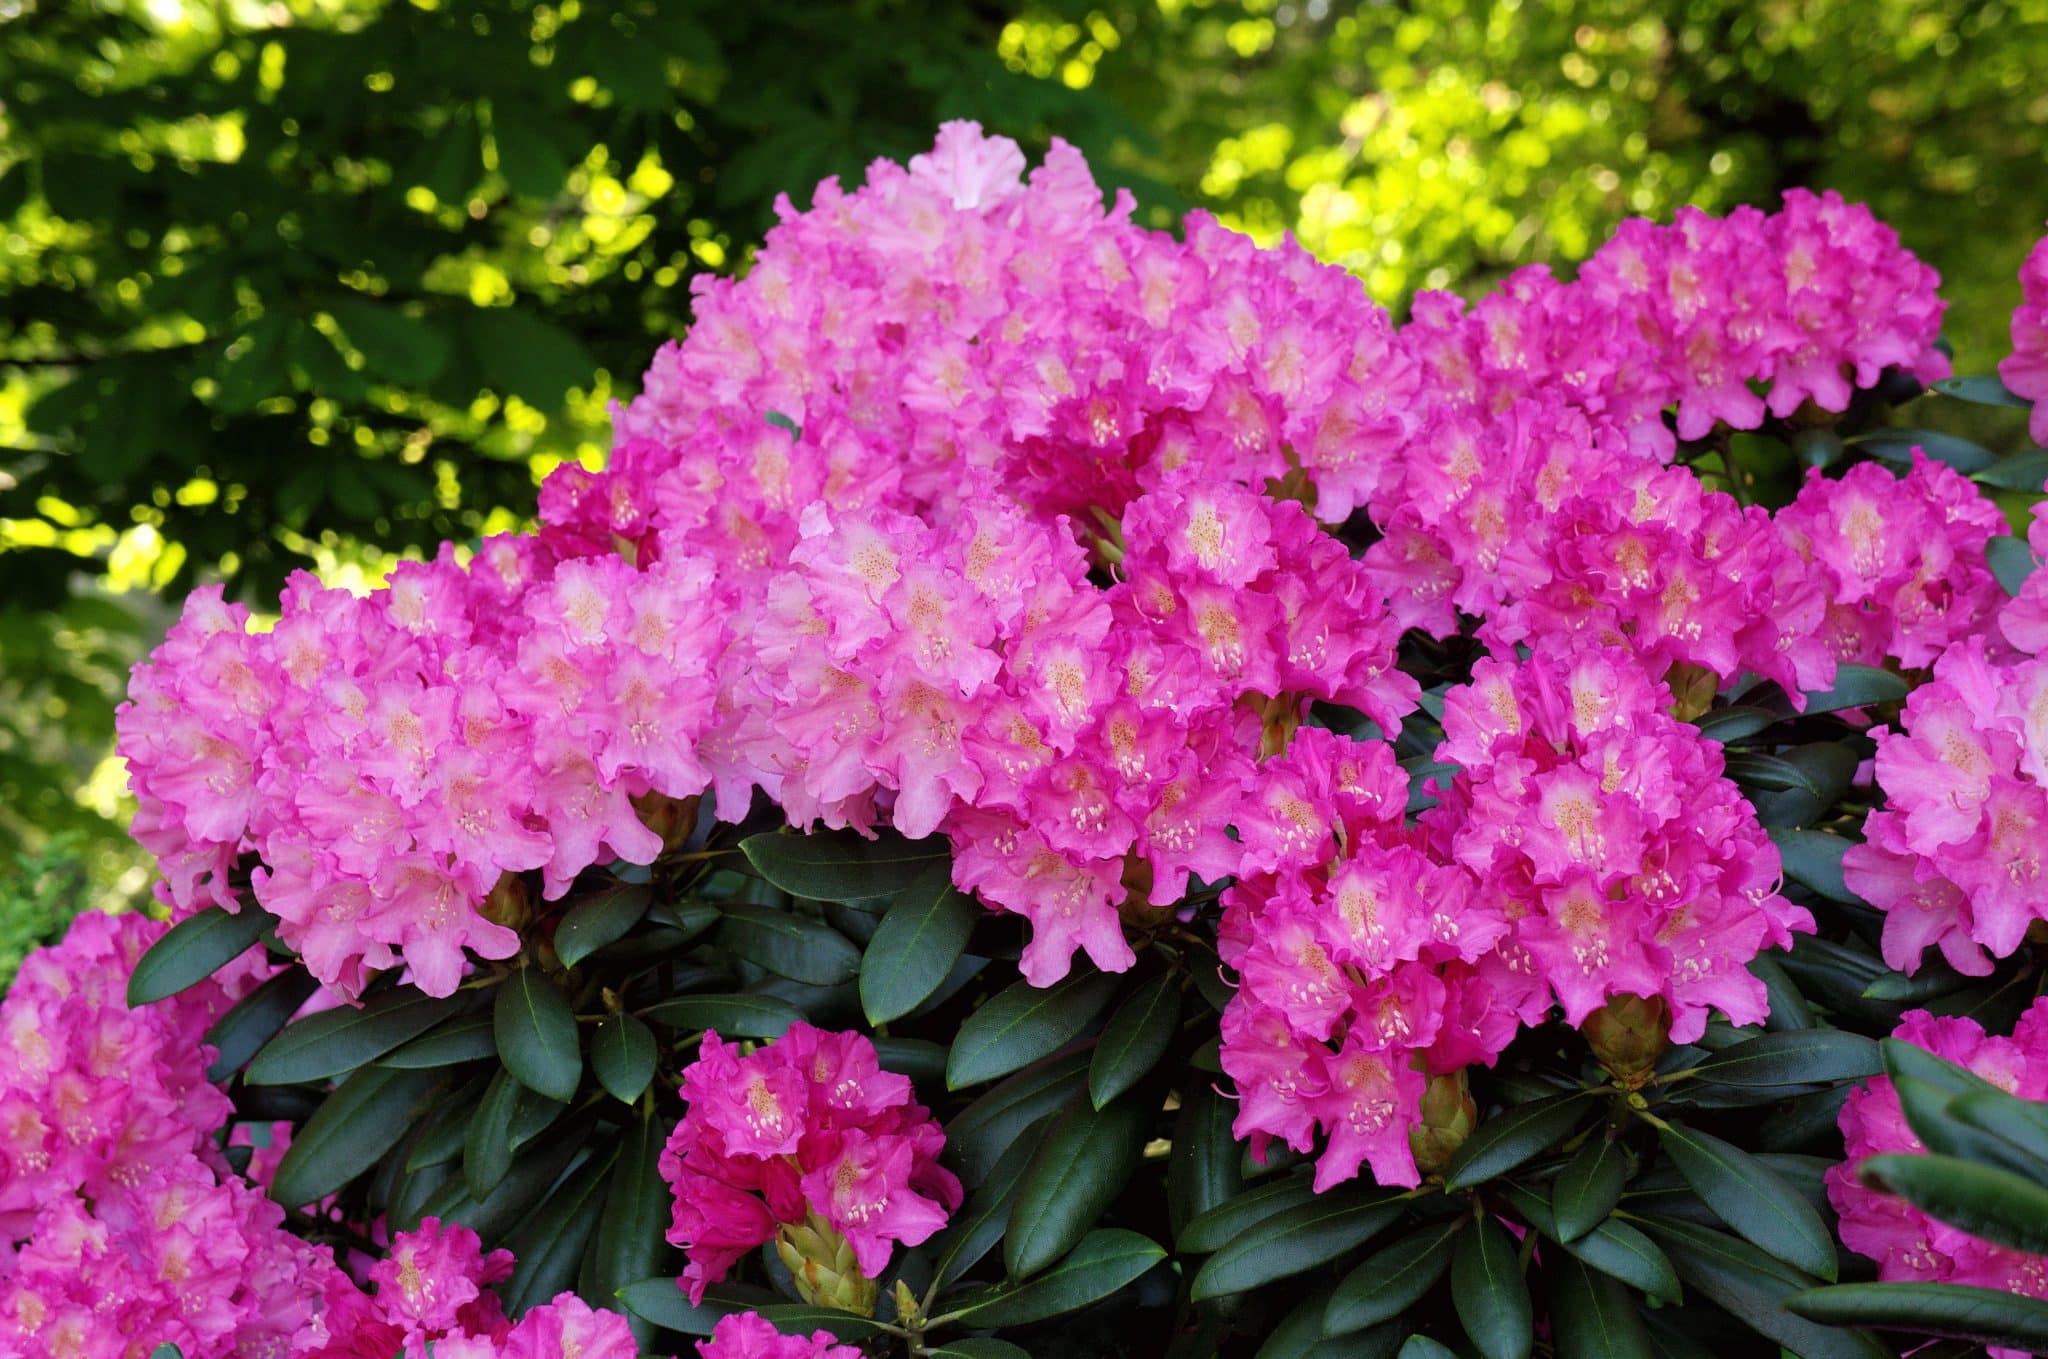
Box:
631 792 701 855
1117 854 1174 930
479 872 533 932
775 1213 878 1316
1662 661 1719 723
1584 992 1671 1089
1407 1066 1477 1177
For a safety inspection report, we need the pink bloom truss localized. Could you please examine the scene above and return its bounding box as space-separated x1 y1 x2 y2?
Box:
697 1313 861 1359
1998 226 2048 448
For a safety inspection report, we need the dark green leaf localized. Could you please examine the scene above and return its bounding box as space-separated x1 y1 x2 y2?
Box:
1800 663 1909 715
1882 1038 2009 1100
1179 1171 1319 1253
1504 1184 1679 1304
1767 829 1862 904
465 1068 522 1199
932 1126 1043 1288
1848 428 1997 475
1261 1285 1400 1359
1444 1091 1594 1190
495 968 582 1103
379 1013 497 1069
757 1305 898 1342
928 1341 1036 1359
204 970 318 1082
248 989 466 1085
1749 954 1814 1032
491 104 571 198
860 860 979 1023
592 1013 658 1104
1191 1184 1406 1301
1005 1091 1152 1277
330 297 452 383
1326 1219 1462 1335
946 1048 1091 1185
872 1037 948 1087
127 905 272 1006
938 1229 1165 1328
555 884 654 967
1396 1340 1460 1359
1890 1076 2042 1175
642 993 802 1040
502 1150 613 1316
1989 535 2038 598
1722 753 1820 795
1789 1281 2048 1353
1168 1083 1244 1240
1549 1254 1653 1359
739 827 947 901
1090 972 1179 1109
1935 375 2033 409
1451 1215 1533 1359
1948 1086 2048 1169
1637 1216 1887 1359
947 968 1119 1089
461 305 595 406
1860 1152 2048 1256
1974 446 2048 490
717 905 860 986
271 1066 440 1208
405 1077 486 1171
1862 956 1972 1004
1690 706 1777 744
1555 1136 1629 1242
1683 1029 1879 1090
1659 1118 1836 1279
589 1105 671 1348
615 1279 761 1335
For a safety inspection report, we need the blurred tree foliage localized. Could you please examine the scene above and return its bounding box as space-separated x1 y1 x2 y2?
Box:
2 0 2045 901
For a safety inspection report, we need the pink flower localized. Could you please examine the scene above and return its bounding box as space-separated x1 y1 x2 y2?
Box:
1998 226 2048 447
697 1312 862 1359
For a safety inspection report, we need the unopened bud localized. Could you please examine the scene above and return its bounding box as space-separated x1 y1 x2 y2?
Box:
1117 854 1173 930
892 1279 924 1328
1585 993 1671 1089
1663 662 1720 723
1408 1066 1477 1177
776 1213 878 1316
479 872 533 932
630 792 701 855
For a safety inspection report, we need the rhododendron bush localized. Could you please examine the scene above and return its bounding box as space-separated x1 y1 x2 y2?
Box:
11 123 2048 1359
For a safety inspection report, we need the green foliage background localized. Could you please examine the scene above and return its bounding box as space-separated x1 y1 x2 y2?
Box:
2 0 2045 926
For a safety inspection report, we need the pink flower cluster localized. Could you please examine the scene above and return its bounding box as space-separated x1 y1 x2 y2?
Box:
657 1024 960 1303
119 534 727 998
296 1217 634 1359
1828 1001 2048 1359
1999 226 2048 447
696 1314 858 1359
1218 648 1812 1189
1844 637 2048 976
1777 452 2009 669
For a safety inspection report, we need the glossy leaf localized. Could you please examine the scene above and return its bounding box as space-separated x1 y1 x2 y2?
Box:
1766 829 1862 905
589 1106 670 1348
945 1049 1091 1185
1555 1135 1629 1242
248 989 466 1085
1682 1029 1879 1090
1178 1171 1319 1253
1788 1281 2048 1353
932 1129 1043 1289
1798 663 1910 715
204 969 319 1082
1168 1083 1245 1240
1975 445 2048 489
946 968 1119 1089
739 828 947 901
1451 1215 1533 1359
495 968 582 1103
1005 1091 1152 1277
938 1229 1164 1328
554 883 654 967
1659 1118 1836 1279
859 860 979 1023
1549 1253 1654 1359
271 1065 440 1208
1089 971 1180 1109
1989 535 2038 597
641 993 803 1040
1859 1152 2048 1256
1935 375 2033 409
1444 1091 1593 1190
615 1280 765 1336
926 1342 1034 1359
592 1013 657 1104
379 1012 498 1069
502 1150 613 1316
1638 1216 1887 1359
1326 1219 1462 1335
717 905 861 986
1848 427 1997 475
1190 1184 1406 1301
127 905 273 1006
464 1068 523 1199
757 1305 898 1343
1948 1087 2048 1169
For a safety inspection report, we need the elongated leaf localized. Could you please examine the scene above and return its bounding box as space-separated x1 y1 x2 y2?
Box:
946 1049 1091 1185
1261 1285 1400 1359
939 1229 1164 1328
1452 1215 1533 1359
615 1279 764 1335
1005 1091 1152 1277
928 1341 1036 1359
271 1066 440 1207
1860 1152 2048 1256
1444 1091 1593 1190
642 993 802 1040
1800 663 1910 715
1659 1119 1836 1279
1723 753 1820 795
1179 1172 1319 1253
1767 829 1862 905
1789 1281 2048 1353
1849 428 1997 475
757 1305 898 1342
1568 1219 1683 1307
205 970 318 1082
592 1013 657 1104
1637 1216 1887 1359
1936 375 2033 409
1691 706 1777 744
1168 1083 1244 1240
932 1127 1043 1288
1090 972 1180 1109
1683 1029 1879 1090
465 1068 522 1199
1555 1135 1629 1242
406 1076 487 1171
496 968 582 1103
380 1013 497 1069
1326 1219 1462 1336
589 1106 670 1348
1749 954 1814 1032
128 905 273 1005
718 905 860 986
1550 1254 1653 1359
860 860 979 1023
1976 446 2048 490
739 828 947 901
1989 535 2038 597
554 883 653 967
1948 1087 2048 1169
502 1150 613 1316
1883 1038 2008 1100
249 989 467 1085
947 968 1119 1089
1191 1184 1405 1301
1891 1076 2041 1175
1397 1340 1459 1359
